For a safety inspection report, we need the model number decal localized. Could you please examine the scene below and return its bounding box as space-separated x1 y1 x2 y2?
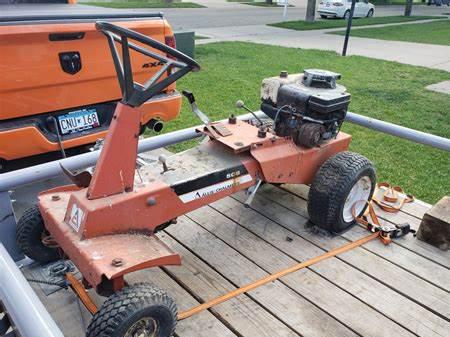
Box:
226 170 241 179
68 203 84 232
179 174 252 203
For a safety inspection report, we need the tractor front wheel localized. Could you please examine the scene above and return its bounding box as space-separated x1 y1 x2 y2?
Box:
308 151 376 233
87 283 177 337
16 206 61 263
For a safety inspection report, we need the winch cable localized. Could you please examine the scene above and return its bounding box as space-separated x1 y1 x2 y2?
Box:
177 231 380 321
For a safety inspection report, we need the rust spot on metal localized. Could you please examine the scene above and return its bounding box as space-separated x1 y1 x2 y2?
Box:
111 258 123 267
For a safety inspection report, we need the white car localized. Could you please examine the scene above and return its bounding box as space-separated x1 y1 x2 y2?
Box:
318 0 375 19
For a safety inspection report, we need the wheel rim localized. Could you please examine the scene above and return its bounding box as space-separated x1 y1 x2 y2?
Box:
368 10 373 17
344 11 350 19
124 317 158 337
343 176 372 223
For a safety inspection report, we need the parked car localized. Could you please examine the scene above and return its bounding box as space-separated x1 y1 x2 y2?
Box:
0 13 182 171
318 0 375 19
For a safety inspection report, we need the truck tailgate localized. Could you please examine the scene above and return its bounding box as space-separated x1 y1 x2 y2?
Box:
0 18 170 120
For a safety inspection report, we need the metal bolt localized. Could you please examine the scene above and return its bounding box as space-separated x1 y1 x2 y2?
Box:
111 258 123 267
51 195 60 201
147 197 157 206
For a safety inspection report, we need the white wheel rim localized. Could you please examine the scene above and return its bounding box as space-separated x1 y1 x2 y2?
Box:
343 176 372 223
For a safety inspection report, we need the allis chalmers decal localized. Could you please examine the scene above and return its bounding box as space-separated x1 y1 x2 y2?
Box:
179 174 252 203
172 165 252 203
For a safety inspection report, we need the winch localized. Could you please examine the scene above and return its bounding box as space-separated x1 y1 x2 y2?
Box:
260 69 351 148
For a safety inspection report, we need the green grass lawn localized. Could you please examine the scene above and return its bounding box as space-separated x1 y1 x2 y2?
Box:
84 0 205 8
269 15 445 31
332 20 450 45
145 42 450 203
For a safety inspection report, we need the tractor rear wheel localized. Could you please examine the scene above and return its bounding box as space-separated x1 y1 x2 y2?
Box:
87 283 177 337
16 206 61 263
308 151 376 233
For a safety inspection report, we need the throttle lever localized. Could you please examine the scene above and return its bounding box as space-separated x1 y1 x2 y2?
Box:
182 90 210 125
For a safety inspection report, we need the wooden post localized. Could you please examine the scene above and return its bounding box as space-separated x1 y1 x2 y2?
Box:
416 196 450 250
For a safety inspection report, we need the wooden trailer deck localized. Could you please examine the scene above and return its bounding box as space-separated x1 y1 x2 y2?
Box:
24 183 450 337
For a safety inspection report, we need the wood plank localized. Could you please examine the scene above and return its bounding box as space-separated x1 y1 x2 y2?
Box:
158 232 301 337
166 217 359 337
127 268 237 337
244 185 450 316
187 205 419 337
278 184 450 269
215 196 450 337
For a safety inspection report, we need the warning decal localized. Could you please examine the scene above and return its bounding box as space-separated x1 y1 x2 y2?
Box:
68 204 84 232
178 174 252 203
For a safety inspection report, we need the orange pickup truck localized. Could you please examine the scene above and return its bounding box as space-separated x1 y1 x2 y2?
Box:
0 13 182 170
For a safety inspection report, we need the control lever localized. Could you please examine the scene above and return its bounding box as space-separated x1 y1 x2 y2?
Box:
244 179 262 208
236 100 264 126
182 90 210 125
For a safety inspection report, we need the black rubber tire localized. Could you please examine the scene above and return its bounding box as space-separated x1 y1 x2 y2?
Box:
16 206 60 263
308 151 376 233
87 283 177 337
320 14 328 19
366 9 374 17
343 10 351 19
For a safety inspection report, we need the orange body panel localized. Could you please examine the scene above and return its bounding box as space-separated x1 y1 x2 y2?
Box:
251 133 352 185
38 185 181 288
0 18 180 161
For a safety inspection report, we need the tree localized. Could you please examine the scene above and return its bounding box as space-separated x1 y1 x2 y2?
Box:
404 0 413 16
306 0 317 22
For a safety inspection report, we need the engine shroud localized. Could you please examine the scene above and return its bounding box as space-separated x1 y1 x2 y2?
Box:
260 69 351 148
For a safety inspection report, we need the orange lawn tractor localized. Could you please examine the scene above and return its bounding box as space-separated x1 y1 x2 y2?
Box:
16 22 376 337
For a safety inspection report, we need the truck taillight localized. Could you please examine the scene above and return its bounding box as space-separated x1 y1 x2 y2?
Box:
333 2 344 5
165 35 177 60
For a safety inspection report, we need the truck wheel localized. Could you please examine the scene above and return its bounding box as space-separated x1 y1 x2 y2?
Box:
16 206 61 263
308 151 376 233
87 283 177 337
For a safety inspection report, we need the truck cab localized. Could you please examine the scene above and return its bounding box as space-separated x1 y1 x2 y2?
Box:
0 13 182 170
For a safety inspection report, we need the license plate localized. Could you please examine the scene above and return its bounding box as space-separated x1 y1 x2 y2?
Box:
58 109 100 135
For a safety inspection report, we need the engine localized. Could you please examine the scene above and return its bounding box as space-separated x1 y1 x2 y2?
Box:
260 69 351 148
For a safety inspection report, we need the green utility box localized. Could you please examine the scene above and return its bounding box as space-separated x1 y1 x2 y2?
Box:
174 31 195 58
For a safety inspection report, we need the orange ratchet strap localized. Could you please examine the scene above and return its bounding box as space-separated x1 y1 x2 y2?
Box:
372 182 414 213
177 231 380 321
66 272 98 314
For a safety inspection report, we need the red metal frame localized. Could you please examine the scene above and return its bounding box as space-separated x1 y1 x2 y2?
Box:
38 103 351 290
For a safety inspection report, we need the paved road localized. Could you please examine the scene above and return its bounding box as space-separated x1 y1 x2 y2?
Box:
1 2 448 30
